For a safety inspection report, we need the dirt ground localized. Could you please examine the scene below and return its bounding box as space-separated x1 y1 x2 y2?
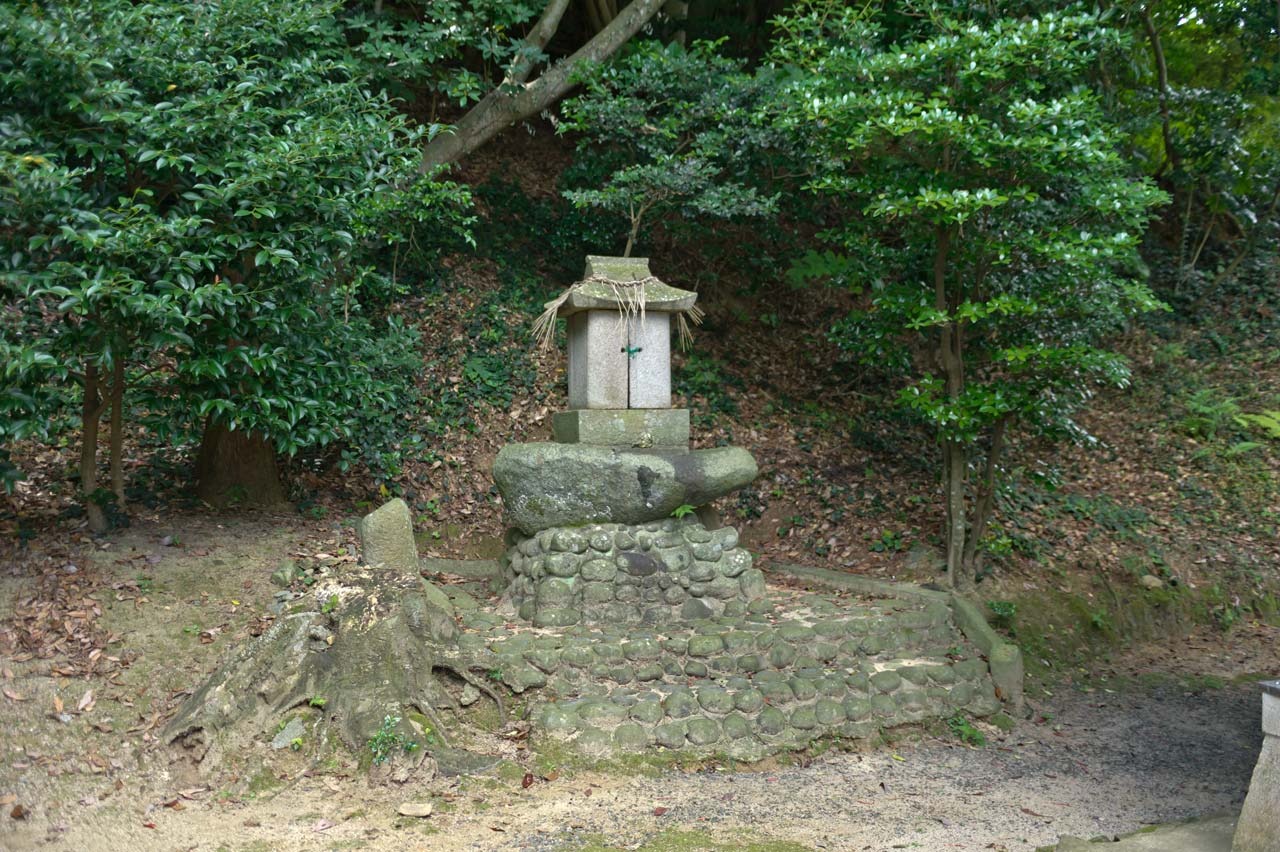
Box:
1 514 1276 852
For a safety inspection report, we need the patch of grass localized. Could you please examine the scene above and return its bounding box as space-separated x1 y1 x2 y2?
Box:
987 600 1017 635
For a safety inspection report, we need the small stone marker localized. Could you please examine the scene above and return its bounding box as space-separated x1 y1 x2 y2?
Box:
1233 679 1280 851
357 497 418 573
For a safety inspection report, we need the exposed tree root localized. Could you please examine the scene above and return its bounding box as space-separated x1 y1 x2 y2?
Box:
164 566 506 783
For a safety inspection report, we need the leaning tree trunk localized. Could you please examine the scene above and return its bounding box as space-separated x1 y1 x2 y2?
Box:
420 0 665 170
165 567 506 783
194 418 286 508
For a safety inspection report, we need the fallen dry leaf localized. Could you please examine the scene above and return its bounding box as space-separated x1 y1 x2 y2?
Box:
521 772 534 789
653 806 669 816
77 689 94 712
3 688 26 702
11 804 28 820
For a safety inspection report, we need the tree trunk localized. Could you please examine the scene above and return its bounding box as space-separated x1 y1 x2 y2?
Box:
933 224 970 589
194 419 287 508
1142 7 1178 179
109 358 125 507
960 415 1011 583
420 0 665 171
943 440 969 591
80 361 108 533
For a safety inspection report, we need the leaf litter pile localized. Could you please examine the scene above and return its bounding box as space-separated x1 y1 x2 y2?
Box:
0 540 138 682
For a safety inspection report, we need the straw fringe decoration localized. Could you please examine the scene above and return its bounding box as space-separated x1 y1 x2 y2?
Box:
531 274 704 352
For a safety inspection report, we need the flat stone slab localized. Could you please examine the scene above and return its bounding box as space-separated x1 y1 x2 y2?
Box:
420 558 502 581
552 408 690 449
493 443 757 535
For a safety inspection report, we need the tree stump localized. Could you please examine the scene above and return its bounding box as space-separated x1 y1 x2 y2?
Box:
165 566 505 783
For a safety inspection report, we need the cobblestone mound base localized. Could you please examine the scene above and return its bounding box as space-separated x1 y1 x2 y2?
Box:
503 519 764 627
456 587 1000 761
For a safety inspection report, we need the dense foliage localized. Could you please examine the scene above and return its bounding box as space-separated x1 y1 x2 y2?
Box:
772 5 1168 586
2 0 1275 586
1 0 471 526
559 40 782 256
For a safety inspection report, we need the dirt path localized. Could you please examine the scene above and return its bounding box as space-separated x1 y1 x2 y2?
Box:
2 662 1267 851
1 515 1275 852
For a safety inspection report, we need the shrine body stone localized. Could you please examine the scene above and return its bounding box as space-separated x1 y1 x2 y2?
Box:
554 256 695 449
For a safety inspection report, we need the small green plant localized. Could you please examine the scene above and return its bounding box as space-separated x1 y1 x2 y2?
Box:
135 574 155 594
1088 609 1111 631
321 594 339 614
671 504 697 519
290 737 304 751
987 600 1018 634
868 529 907 553
1237 410 1280 440
309 696 327 709
947 713 986 747
1180 389 1242 440
368 715 419 766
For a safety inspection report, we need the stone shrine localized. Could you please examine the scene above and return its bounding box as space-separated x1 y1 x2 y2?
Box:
165 258 1020 774
479 255 1012 759
495 256 760 626
550 256 695 449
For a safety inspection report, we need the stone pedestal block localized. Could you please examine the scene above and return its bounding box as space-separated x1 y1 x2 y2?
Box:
492 443 758 535
552 408 690 449
1234 681 1280 851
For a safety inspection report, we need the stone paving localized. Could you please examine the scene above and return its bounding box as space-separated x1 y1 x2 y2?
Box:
453 579 1000 760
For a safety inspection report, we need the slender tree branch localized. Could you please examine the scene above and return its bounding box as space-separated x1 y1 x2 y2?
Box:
1142 6 1178 178
507 0 573 87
